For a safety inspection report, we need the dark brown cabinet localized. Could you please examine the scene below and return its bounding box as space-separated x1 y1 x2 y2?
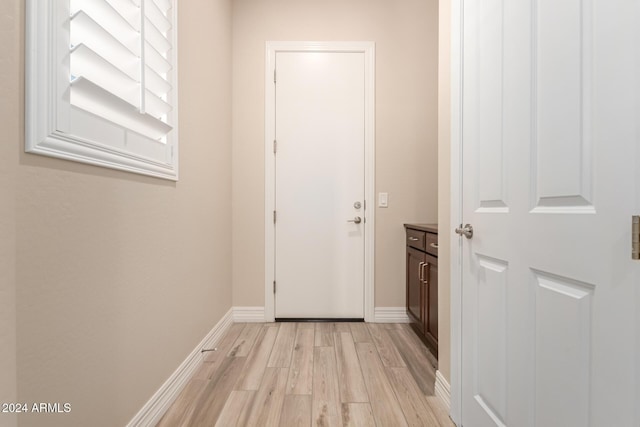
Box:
404 224 438 357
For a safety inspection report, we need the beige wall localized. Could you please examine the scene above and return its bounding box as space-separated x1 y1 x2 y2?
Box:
4 0 233 425
231 0 439 309
438 0 452 383
1 1 19 426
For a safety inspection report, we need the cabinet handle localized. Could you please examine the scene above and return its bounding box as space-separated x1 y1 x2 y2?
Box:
422 262 430 285
430 243 438 249
418 261 425 282
408 237 420 241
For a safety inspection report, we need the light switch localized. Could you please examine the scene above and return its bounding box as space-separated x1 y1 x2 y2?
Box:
378 192 388 208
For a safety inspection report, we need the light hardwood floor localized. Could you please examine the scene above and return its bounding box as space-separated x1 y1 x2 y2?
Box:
158 322 454 426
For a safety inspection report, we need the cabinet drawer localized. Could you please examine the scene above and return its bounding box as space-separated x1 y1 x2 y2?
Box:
425 232 438 256
406 228 426 251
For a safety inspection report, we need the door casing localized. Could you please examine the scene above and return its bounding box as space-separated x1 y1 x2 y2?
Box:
450 2 464 421
264 41 376 322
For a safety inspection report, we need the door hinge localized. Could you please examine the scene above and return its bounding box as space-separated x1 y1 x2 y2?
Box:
273 210 277 224
273 140 277 154
633 215 639 260
273 280 276 294
274 69 276 83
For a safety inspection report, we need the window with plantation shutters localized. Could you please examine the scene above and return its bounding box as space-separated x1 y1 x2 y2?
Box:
26 0 179 180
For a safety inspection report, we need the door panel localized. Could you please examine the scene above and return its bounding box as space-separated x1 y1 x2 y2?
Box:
274 51 365 319
534 0 593 209
475 255 507 425
461 1 638 426
533 271 592 427
476 0 508 211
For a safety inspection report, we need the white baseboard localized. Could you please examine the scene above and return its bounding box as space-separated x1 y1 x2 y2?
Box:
127 308 233 427
230 306 406 323
233 306 265 322
373 307 410 323
434 370 451 411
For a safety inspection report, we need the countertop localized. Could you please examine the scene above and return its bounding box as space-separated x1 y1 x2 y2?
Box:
403 223 438 234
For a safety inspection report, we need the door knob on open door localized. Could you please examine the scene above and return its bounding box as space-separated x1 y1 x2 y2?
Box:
455 224 473 239
348 216 362 224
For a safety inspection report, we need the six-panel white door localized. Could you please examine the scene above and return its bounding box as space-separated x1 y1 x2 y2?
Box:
274 51 366 319
460 0 639 426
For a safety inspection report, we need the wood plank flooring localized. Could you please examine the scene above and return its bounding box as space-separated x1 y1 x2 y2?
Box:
158 323 454 426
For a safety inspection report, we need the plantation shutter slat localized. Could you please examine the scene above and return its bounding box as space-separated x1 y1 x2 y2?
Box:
142 0 173 127
144 43 172 76
70 0 174 140
152 0 171 13
145 66 172 98
145 17 171 54
104 0 140 28
145 89 172 118
145 0 172 33
71 44 139 107
71 78 172 140
70 0 140 54
70 11 140 80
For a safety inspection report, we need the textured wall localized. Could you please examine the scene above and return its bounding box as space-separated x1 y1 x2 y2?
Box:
231 0 439 309
0 0 19 426
7 0 233 425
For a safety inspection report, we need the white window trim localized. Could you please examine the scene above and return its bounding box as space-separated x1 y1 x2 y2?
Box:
25 0 179 181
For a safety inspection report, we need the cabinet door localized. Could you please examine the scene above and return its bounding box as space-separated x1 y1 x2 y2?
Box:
407 247 425 332
424 253 438 355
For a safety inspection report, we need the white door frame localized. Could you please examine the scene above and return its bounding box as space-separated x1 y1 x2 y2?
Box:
449 2 463 425
264 41 376 322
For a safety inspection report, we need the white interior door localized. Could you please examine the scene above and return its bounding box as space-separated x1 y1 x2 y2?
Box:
459 1 639 426
274 51 365 319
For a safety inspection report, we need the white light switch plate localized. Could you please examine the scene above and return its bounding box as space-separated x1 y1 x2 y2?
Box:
378 192 388 208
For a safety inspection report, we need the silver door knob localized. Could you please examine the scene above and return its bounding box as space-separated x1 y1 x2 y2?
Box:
348 216 362 224
455 223 473 239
